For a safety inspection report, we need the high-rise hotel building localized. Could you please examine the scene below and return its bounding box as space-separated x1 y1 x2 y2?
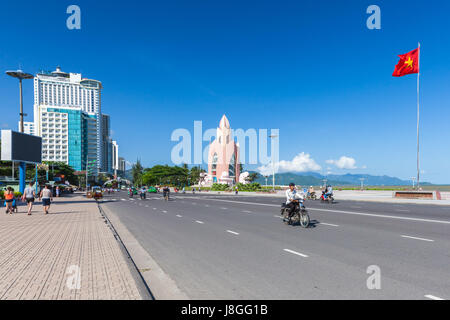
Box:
33 66 115 175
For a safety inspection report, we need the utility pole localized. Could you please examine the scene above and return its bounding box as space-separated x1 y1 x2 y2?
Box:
269 134 278 192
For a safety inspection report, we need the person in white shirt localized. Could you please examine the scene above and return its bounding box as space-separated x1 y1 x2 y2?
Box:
285 183 304 217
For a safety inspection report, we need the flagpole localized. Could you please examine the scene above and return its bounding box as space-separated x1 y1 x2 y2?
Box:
416 42 421 190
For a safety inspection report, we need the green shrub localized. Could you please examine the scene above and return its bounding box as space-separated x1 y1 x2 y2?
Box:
236 183 261 191
211 183 230 191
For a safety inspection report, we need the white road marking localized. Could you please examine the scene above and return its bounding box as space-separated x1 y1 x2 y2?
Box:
283 249 308 258
121 199 126 201
176 214 183 218
195 220 204 224
153 208 157 210
162 210 167 213
274 215 283 219
192 198 450 225
226 230 239 235
401 235 434 242
145 205 149 207
242 210 252 213
220 207 228 210
425 295 444 300
319 222 339 227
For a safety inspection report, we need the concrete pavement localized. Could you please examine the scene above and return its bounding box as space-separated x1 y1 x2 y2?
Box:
0 194 144 300
101 191 450 300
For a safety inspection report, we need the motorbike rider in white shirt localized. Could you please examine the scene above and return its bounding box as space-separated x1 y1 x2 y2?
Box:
285 183 304 217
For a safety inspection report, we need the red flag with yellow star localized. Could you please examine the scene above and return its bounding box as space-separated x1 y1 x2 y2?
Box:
392 47 420 77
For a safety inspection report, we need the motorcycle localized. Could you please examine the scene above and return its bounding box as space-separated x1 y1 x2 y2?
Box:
320 191 334 203
306 192 317 200
280 200 310 228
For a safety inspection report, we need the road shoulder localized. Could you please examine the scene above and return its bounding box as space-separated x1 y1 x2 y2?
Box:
100 203 189 300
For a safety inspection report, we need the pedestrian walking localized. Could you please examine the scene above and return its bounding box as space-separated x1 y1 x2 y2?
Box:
39 185 53 214
22 182 36 216
4 187 14 215
56 186 60 197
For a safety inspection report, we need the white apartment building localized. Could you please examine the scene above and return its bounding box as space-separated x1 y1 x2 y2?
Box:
19 121 36 136
33 67 104 173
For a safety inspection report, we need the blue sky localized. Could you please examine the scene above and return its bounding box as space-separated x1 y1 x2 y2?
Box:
1 0 449 183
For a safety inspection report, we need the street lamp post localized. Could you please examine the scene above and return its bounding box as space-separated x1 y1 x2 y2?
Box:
6 69 33 194
359 178 365 191
411 177 416 189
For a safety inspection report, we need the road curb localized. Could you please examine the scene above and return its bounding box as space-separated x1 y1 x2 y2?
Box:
99 203 189 300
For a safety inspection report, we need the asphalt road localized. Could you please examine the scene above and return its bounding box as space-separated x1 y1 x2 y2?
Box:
101 191 450 300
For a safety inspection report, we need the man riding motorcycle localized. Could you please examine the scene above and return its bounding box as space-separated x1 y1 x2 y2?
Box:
162 186 170 200
307 185 316 199
325 184 333 198
285 183 304 218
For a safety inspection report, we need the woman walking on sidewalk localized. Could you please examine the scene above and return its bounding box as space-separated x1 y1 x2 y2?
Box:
22 182 36 216
39 185 53 214
4 187 14 215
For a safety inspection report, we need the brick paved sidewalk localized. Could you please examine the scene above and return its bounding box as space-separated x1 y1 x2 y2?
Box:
0 194 143 300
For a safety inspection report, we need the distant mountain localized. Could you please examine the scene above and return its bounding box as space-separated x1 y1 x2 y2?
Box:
252 172 351 187
250 171 430 186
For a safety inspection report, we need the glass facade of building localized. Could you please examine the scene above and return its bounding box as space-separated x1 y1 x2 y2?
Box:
47 108 95 171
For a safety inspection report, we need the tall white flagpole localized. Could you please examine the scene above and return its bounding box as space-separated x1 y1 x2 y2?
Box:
416 42 421 190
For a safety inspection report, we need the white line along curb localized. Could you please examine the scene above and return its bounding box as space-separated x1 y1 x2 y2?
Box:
425 295 444 300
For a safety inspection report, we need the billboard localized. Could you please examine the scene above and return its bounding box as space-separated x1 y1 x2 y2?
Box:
1 130 42 163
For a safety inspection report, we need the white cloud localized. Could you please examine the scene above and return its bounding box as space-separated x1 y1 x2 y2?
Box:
257 152 321 176
326 156 357 170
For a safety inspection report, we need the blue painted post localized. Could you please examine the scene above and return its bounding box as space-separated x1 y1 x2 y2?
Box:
19 162 26 194
35 164 38 193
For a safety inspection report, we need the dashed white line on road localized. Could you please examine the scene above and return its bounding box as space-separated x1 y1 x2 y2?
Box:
153 208 157 210
121 199 126 201
145 205 149 207
242 210 252 213
176 215 183 218
425 295 444 300
162 210 167 213
226 230 239 235
319 222 339 227
220 207 228 210
283 249 308 258
274 215 283 219
195 220 204 224
401 235 434 242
